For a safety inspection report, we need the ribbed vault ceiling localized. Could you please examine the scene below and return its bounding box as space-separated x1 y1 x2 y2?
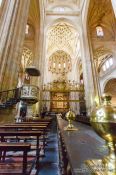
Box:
47 22 79 58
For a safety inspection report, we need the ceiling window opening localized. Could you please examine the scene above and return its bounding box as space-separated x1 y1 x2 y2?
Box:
53 62 55 68
96 26 104 37
103 65 106 71
102 57 114 72
25 24 29 34
58 7 65 12
109 58 113 66
59 63 61 69
106 60 110 69
53 7 72 12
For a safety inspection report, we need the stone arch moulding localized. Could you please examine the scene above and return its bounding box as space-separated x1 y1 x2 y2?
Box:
47 2 77 11
52 6 72 11
81 0 90 27
93 47 113 71
103 77 116 93
45 17 81 35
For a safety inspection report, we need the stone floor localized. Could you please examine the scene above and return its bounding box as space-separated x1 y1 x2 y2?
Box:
30 126 60 175
39 132 60 175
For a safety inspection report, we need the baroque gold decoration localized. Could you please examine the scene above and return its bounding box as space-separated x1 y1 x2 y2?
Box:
86 94 116 174
51 92 69 112
48 50 72 74
43 79 84 92
64 108 78 131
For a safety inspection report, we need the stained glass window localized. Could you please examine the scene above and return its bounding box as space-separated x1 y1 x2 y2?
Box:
96 26 104 37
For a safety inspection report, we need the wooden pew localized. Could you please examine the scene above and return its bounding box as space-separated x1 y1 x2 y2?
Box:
2 124 48 130
15 121 51 128
0 124 49 142
15 121 50 125
4 123 50 130
28 118 52 122
0 142 33 175
0 130 41 171
0 124 48 156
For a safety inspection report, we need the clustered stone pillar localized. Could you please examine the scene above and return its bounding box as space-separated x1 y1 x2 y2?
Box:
36 0 45 115
81 30 97 116
0 0 30 91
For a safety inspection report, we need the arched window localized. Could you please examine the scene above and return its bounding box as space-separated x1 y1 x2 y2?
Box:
96 26 104 37
25 23 35 40
55 7 65 12
53 6 72 12
25 24 29 34
102 57 113 72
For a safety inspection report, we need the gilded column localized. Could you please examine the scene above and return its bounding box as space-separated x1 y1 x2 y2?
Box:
0 0 30 90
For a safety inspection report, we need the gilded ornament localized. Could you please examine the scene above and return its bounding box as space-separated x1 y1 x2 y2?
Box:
64 108 78 131
86 94 116 174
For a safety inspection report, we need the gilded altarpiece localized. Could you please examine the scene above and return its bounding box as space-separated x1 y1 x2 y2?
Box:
51 92 69 112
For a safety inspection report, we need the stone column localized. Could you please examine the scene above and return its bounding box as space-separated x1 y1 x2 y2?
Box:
0 0 30 90
36 0 45 114
79 0 101 115
80 28 97 115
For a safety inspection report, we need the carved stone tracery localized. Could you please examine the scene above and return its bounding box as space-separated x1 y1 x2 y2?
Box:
48 50 72 74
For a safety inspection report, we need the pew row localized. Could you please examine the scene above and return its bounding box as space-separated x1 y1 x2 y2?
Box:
0 142 35 175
